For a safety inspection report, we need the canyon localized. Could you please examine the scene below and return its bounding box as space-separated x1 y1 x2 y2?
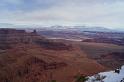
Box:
0 28 124 82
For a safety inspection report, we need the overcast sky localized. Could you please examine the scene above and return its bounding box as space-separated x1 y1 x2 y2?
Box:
0 0 124 29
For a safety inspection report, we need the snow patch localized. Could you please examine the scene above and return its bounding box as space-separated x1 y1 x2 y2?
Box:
86 65 124 82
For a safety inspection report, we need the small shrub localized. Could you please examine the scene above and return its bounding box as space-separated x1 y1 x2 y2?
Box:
51 80 56 82
75 75 88 82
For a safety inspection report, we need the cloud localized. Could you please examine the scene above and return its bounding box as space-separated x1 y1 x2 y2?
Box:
0 0 124 28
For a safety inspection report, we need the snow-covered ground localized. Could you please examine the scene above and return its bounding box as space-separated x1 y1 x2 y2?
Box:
86 65 124 82
48 37 82 41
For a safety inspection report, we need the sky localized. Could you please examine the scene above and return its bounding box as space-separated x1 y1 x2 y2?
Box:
0 0 124 29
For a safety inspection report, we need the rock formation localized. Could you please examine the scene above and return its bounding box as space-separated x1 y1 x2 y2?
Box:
0 28 43 49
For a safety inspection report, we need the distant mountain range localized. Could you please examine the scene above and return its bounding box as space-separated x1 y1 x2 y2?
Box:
0 23 123 32
48 25 113 32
